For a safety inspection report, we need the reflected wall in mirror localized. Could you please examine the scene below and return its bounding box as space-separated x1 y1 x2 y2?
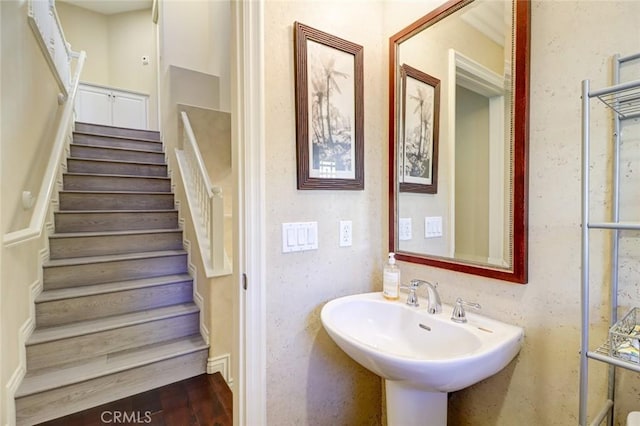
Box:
389 0 529 283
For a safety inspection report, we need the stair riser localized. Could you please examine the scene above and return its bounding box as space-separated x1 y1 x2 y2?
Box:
27 313 200 371
36 281 194 327
70 145 165 164
43 254 188 289
49 231 183 259
73 133 163 152
59 192 175 212
63 174 171 192
54 211 179 233
75 122 161 141
16 349 207 425
67 159 167 177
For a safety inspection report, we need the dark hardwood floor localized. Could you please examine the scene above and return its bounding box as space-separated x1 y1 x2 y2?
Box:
38 373 232 426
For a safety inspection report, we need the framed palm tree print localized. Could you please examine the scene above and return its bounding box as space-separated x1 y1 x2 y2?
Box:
399 63 440 194
294 22 364 190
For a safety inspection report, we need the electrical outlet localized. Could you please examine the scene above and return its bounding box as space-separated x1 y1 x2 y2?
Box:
339 220 352 247
399 218 412 240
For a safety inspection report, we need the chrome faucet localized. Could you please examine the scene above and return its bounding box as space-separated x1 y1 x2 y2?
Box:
401 279 442 314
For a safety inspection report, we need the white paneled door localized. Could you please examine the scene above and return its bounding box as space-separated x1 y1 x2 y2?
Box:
76 83 149 130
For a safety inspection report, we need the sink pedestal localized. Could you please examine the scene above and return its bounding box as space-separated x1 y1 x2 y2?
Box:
385 381 446 426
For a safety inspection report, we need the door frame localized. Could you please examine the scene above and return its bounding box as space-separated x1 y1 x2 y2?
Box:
231 1 267 425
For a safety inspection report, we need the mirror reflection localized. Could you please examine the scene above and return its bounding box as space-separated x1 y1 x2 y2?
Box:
397 0 512 267
390 0 529 283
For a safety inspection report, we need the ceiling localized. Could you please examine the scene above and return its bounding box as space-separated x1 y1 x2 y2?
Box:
58 0 153 15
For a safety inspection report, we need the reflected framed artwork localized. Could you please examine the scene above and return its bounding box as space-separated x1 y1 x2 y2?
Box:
294 22 364 190
400 63 440 194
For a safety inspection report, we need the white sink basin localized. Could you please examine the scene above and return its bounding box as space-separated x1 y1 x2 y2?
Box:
321 292 524 425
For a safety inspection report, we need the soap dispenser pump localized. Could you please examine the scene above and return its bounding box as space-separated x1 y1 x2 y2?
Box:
383 252 400 300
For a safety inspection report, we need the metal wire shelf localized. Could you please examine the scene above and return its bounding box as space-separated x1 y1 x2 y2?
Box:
590 79 640 120
588 341 640 374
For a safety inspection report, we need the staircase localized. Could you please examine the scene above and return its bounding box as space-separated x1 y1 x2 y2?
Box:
15 123 208 425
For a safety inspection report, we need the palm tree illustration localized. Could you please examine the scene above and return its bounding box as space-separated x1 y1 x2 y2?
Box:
321 56 349 146
409 86 429 159
311 77 327 144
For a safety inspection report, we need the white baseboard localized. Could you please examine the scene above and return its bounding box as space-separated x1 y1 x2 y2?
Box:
5 311 36 426
207 353 233 388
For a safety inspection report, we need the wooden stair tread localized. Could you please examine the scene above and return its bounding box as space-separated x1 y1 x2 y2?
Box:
36 273 193 303
44 249 186 268
73 131 163 144
17 335 207 397
28 303 200 345
49 228 182 239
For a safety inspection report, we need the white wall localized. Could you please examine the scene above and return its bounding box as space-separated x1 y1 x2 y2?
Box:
55 2 109 85
160 0 230 112
57 3 159 130
1 1 65 423
158 0 233 382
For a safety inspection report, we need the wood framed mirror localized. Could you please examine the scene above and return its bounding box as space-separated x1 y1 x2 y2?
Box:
388 0 530 283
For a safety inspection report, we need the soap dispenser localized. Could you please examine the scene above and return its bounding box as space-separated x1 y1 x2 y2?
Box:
383 252 400 300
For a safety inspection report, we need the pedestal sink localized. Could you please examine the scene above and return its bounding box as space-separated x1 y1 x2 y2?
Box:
320 292 524 426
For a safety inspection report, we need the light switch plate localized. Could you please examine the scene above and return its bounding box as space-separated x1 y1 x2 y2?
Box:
282 222 318 253
425 216 443 239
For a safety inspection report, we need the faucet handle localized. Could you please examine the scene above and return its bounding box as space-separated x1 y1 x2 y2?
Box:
451 298 481 323
399 284 420 307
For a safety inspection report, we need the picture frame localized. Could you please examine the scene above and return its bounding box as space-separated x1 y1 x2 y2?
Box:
294 22 364 190
399 63 440 194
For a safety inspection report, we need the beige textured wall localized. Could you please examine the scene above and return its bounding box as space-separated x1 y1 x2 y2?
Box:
1 1 64 422
263 0 640 424
264 1 386 424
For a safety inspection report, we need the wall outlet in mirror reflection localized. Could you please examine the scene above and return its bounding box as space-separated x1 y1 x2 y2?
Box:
399 218 412 241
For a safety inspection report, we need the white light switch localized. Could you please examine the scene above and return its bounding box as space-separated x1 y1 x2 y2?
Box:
282 222 318 253
286 228 296 246
425 216 443 239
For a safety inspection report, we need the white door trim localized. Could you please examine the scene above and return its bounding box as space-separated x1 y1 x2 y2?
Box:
231 1 267 425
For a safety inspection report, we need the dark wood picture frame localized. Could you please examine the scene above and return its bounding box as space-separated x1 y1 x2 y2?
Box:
294 22 364 190
399 63 440 194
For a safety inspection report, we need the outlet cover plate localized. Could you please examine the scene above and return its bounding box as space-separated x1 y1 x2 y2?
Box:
339 220 352 247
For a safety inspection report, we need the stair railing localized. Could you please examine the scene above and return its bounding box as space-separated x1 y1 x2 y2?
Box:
28 0 73 98
3 17 85 247
176 111 231 277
